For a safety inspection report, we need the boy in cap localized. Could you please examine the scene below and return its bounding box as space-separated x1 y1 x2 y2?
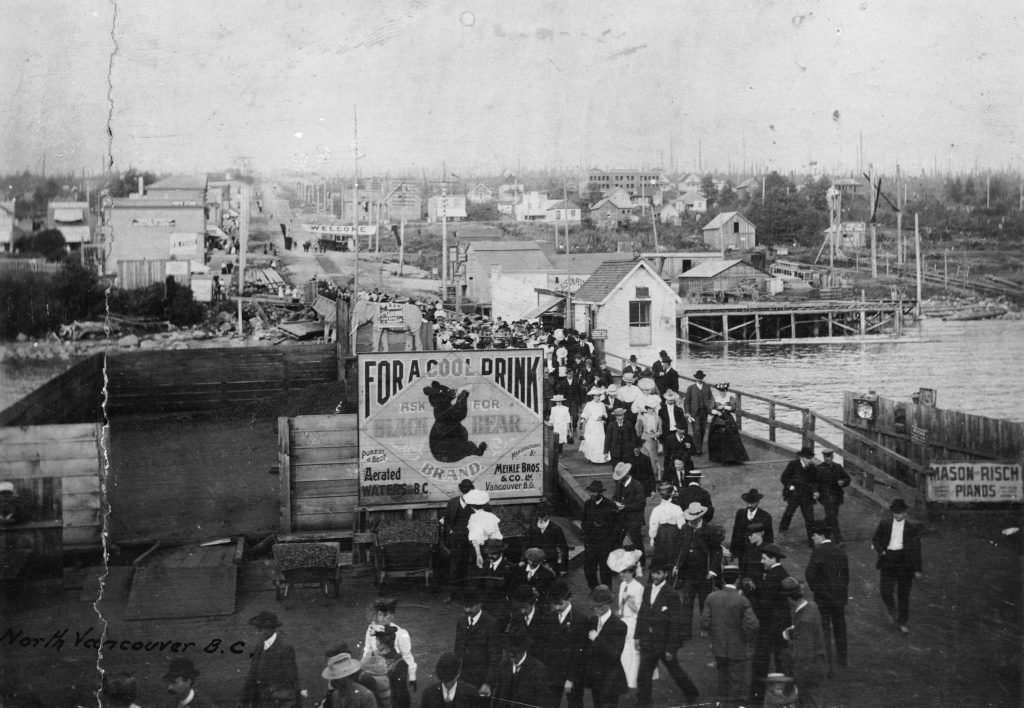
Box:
700 563 760 707
239 611 298 708
635 560 700 708
419 653 477 708
582 480 619 589
164 658 216 708
493 627 549 708
871 498 923 634
814 450 851 542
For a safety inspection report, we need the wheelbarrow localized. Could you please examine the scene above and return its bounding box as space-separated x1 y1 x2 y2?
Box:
271 541 345 600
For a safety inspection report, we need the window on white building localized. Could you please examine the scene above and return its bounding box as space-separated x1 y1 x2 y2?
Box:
628 300 651 346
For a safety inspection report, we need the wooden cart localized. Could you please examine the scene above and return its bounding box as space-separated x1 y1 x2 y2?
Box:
272 541 347 600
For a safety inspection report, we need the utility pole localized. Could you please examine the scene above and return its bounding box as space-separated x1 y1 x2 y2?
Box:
914 213 922 319
237 184 249 336
441 163 448 305
869 169 877 278
352 105 362 307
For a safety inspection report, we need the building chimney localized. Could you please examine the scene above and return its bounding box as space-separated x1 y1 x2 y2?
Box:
138 177 144 196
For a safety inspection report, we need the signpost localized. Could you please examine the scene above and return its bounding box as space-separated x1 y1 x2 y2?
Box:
357 350 544 506
926 462 1022 503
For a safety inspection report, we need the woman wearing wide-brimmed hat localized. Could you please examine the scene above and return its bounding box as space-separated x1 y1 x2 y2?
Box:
707 383 749 464
607 548 645 689
579 386 610 464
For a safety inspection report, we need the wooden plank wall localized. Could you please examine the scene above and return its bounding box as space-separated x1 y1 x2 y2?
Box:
843 391 1024 487
0 423 103 551
0 353 105 426
282 415 360 532
106 344 337 414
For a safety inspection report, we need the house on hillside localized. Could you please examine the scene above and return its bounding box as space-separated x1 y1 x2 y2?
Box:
546 200 581 225
735 178 760 199
657 203 681 225
462 240 553 309
678 173 703 192
702 211 756 251
571 258 681 365
516 191 552 221
466 183 494 203
590 192 634 229
46 202 92 249
496 183 524 215
676 191 708 215
677 258 772 300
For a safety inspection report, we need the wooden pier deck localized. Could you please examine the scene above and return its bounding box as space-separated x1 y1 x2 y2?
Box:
676 299 916 344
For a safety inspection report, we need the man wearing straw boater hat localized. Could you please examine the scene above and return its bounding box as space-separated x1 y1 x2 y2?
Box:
582 479 619 589
612 462 647 568
671 500 723 643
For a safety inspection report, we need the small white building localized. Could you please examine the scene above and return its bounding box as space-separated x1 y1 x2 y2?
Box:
545 200 581 225
47 201 92 247
0 201 16 252
676 191 708 214
426 195 467 222
702 211 757 251
466 183 494 204
571 258 681 366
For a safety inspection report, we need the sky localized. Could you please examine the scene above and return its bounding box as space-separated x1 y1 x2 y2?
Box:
2 0 1022 179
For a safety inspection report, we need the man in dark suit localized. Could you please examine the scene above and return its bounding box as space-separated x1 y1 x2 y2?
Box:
570 585 628 708
164 658 219 708
419 653 478 708
778 447 818 548
635 560 700 708
612 462 647 566
515 548 557 608
805 520 850 670
749 544 791 703
473 539 517 625
682 370 716 455
728 488 774 559
660 357 680 395
239 611 298 708
545 579 588 708
650 352 667 394
660 392 692 481
522 500 570 577
700 564 760 707
604 408 639 466
671 501 723 642
505 583 552 658
492 629 548 708
814 449 852 542
780 577 828 707
674 470 715 524
441 480 476 603
871 498 923 634
453 590 503 698
581 480 620 589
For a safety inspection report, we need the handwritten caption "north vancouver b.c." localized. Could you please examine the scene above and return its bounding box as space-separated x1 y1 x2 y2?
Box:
1 627 248 655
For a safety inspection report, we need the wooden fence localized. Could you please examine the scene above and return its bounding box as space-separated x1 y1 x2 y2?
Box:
0 258 64 275
106 344 337 414
0 353 105 426
116 259 170 290
279 415 359 535
0 423 105 562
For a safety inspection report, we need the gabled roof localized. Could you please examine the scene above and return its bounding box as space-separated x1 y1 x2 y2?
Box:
736 178 759 189
572 258 678 305
703 211 754 230
678 191 707 205
147 175 208 190
546 200 580 211
469 240 547 252
548 252 631 276
678 259 750 278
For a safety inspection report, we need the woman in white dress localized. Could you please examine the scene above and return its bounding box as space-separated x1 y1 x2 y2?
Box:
547 395 572 454
578 387 609 463
607 548 644 689
465 489 502 568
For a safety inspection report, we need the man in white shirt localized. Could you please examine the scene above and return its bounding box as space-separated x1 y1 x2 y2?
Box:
871 498 923 634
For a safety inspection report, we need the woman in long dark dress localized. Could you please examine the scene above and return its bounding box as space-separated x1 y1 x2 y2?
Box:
708 383 749 463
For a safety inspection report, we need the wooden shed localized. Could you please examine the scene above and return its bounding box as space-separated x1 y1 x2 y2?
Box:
677 259 772 300
702 211 757 251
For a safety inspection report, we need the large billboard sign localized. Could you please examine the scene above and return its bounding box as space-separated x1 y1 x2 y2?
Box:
357 350 544 505
927 462 1022 503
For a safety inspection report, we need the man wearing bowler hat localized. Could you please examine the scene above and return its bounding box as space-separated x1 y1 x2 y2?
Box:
475 538 516 624
805 520 849 671
164 658 218 708
781 577 828 706
419 653 477 708
682 370 716 455
814 450 851 543
545 579 589 708
493 626 549 708
523 500 570 578
749 544 791 703
729 488 775 560
453 588 504 699
871 498 923 634
779 447 819 549
239 611 298 708
604 408 639 467
569 585 628 708
582 480 619 589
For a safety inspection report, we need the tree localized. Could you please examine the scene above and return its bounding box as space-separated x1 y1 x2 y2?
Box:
106 168 159 198
15 228 67 260
699 175 718 206
717 183 737 209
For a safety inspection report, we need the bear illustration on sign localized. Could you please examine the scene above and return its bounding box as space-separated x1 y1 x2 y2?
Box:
422 381 488 463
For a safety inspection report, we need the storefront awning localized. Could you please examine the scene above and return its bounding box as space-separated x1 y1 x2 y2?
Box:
54 209 84 223
523 296 565 319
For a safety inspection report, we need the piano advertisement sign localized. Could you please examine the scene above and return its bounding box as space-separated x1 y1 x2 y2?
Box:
357 350 544 505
